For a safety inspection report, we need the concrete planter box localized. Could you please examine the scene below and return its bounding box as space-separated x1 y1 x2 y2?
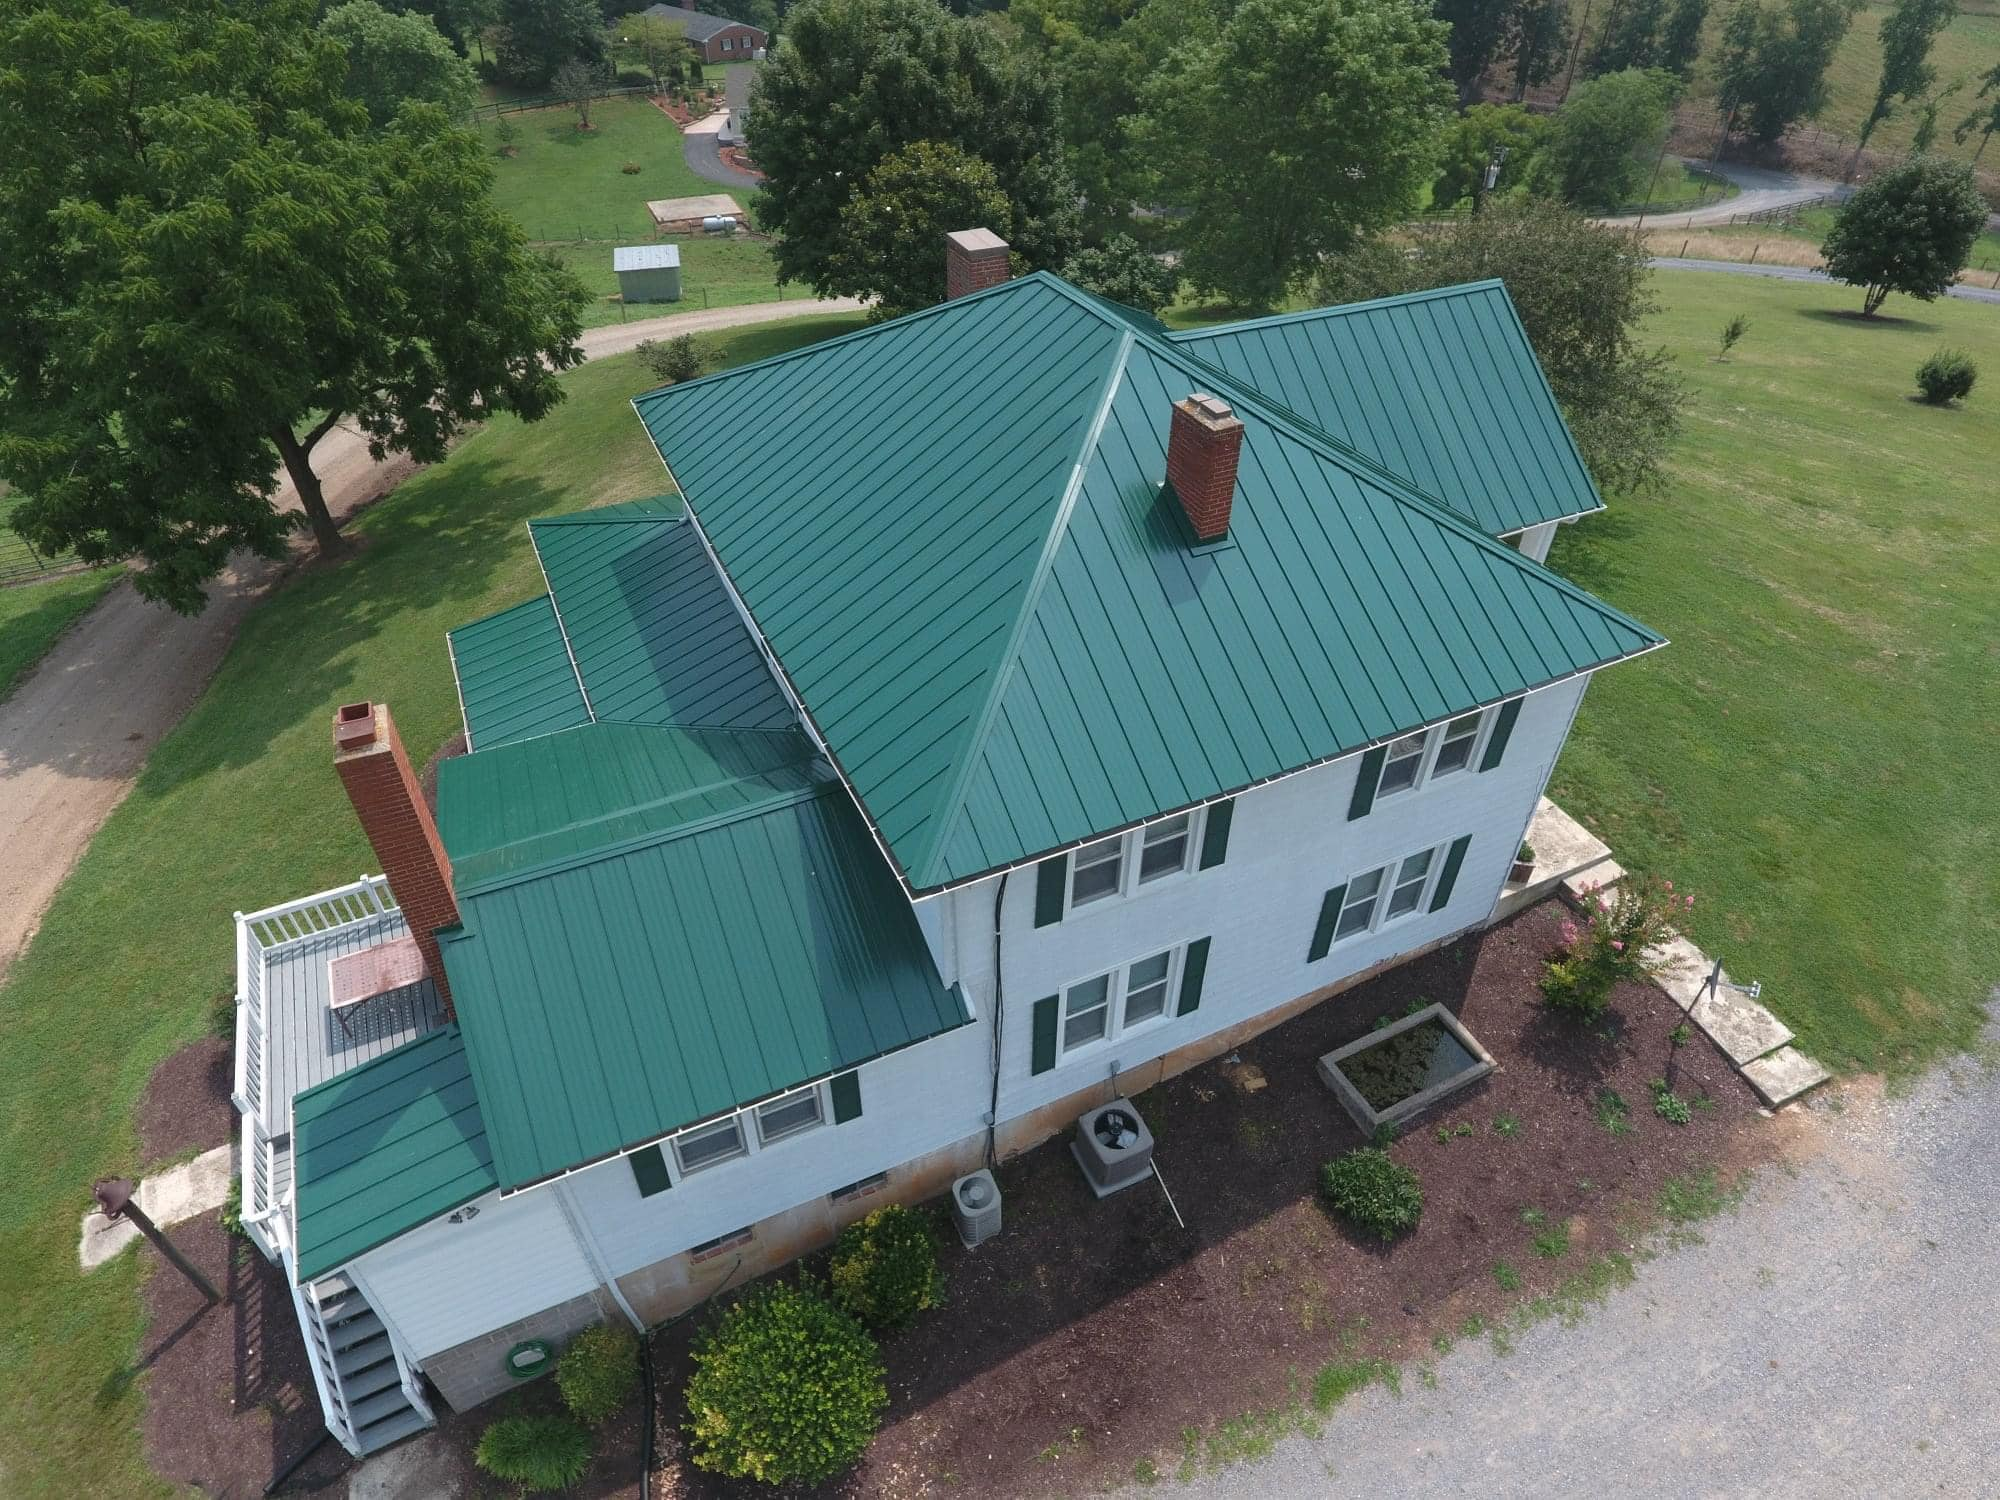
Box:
1316 1002 1496 1136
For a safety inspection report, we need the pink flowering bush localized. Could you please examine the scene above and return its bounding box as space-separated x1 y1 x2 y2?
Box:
1539 876 1688 1022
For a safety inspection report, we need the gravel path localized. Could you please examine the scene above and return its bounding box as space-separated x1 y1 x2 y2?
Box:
1141 1044 2000 1498
1606 158 1844 229
0 298 861 984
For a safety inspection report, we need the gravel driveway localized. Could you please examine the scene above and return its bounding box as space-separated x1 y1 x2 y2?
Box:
1142 1039 2000 1498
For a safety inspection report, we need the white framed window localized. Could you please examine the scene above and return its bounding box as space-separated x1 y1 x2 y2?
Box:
754 1083 824 1146
1374 709 1492 800
1122 949 1174 1026
1336 840 1447 944
673 1114 748 1175
1063 972 1112 1051
721 36 733 50
1064 809 1205 915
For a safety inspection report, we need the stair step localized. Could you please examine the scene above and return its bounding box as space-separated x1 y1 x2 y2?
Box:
316 1290 362 1324
354 1406 432 1456
327 1310 384 1351
348 1385 417 1431
314 1271 355 1299
340 1356 403 1401
334 1332 393 1379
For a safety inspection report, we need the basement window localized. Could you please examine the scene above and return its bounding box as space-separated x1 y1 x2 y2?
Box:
829 1171 890 1205
754 1084 824 1146
689 1226 753 1262
673 1115 747 1175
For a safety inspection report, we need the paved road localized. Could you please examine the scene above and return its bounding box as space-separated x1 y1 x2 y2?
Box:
682 117 760 191
1652 256 2000 306
0 297 860 984
1606 158 1844 229
1140 1045 2000 1499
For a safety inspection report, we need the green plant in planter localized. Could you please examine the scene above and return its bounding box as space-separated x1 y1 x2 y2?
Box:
1319 1148 1423 1241
828 1203 946 1332
475 1413 593 1492
556 1323 638 1426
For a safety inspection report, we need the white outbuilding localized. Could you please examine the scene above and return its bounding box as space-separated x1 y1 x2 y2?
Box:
613 243 682 304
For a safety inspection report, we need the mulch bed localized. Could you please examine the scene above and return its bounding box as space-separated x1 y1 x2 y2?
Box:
135 1033 234 1169
644 898 1773 1498
717 145 763 179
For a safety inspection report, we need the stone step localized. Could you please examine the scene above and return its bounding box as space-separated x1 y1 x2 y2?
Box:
1742 1046 1832 1108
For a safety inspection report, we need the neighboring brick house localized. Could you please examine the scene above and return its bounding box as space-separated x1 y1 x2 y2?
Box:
227 230 1655 1458
640 2 765 62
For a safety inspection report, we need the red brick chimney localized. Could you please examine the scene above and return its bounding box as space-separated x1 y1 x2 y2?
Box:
945 228 1010 300
333 702 458 1017
1166 393 1244 543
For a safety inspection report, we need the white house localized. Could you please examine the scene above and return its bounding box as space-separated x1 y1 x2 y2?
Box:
228 233 1661 1456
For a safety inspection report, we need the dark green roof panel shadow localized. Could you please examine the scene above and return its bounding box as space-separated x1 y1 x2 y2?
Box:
1169 281 1602 536
447 596 592 751
440 785 969 1191
292 1026 498 1281
530 512 796 733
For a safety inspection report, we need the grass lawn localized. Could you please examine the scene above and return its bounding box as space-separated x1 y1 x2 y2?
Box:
540 235 808 329
0 313 864 1498
481 94 716 243
1549 271 2000 1075
1648 207 2000 284
0 568 121 704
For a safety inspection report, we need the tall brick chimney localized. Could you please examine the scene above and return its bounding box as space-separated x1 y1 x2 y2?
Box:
944 228 1010 300
1166 393 1244 543
333 701 458 1017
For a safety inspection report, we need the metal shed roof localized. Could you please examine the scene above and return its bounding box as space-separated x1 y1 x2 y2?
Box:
439 781 968 1192
1168 281 1600 536
291 1025 496 1281
613 243 681 273
632 272 1663 893
447 595 592 751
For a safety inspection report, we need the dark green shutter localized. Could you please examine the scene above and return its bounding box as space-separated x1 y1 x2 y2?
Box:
1198 800 1234 868
1479 699 1522 772
629 1144 672 1198
1030 995 1059 1074
1033 854 1067 927
1177 937 1211 1015
1346 746 1387 820
1308 883 1347 961
1429 835 1472 912
830 1070 862 1123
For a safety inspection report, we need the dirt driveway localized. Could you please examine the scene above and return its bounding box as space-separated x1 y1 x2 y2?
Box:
0 298 861 983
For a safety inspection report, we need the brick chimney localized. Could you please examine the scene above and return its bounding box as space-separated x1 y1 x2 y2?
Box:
945 228 1010 300
333 701 459 1017
1166 393 1244 543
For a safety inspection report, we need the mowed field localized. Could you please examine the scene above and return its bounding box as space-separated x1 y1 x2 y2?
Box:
1550 272 2000 1074
0 316 865 1498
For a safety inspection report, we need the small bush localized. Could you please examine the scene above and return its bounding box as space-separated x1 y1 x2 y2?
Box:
1916 348 1976 405
1651 1078 1691 1125
636 333 705 386
1319 1148 1423 1242
829 1203 946 1332
219 1177 244 1238
620 159 642 174
684 1281 887 1484
556 1323 638 1426
1717 313 1749 358
1541 875 1691 1023
615 68 653 88
474 1414 593 1493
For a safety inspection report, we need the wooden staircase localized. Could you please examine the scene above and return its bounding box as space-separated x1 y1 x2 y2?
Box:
293 1267 434 1457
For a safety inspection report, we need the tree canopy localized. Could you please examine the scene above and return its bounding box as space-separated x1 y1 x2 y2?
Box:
1433 103 1549 207
497 0 606 86
1315 198 1686 496
1852 0 1959 165
1715 0 1859 143
1821 155 1987 314
825 141 1013 318
1530 67 1678 209
321 0 478 124
1136 0 1452 308
1958 62 2000 162
1060 234 1182 314
0 0 586 612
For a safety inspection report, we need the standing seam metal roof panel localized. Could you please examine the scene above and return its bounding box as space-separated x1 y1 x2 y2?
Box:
446 595 593 751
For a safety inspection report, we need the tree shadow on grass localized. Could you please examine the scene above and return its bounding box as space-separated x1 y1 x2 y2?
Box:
1797 305 1943 333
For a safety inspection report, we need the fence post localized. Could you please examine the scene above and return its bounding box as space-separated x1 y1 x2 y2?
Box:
1749 243 1759 265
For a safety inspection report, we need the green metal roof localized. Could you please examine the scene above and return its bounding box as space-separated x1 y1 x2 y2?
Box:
435 720 824 891
530 506 797 732
633 272 1662 892
292 1025 497 1281
447 595 591 751
439 782 968 1191
1168 281 1601 536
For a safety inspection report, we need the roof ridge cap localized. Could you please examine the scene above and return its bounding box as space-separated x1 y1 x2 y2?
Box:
1168 280 1507 341
911 328 1136 889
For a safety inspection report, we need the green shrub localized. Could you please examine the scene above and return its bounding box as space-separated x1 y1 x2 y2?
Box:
615 68 653 89
218 1177 244 1239
828 1203 945 1332
1319 1148 1423 1242
636 334 705 385
555 1323 638 1426
1916 348 1976 405
1541 875 1689 1022
1650 1077 1691 1125
684 1282 887 1484
474 1414 593 1493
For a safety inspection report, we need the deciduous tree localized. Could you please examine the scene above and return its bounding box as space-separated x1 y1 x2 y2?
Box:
825 141 1013 318
1821 154 1987 313
0 0 586 612
746 0 1079 295
1314 198 1685 495
1433 103 1550 206
1061 234 1182 314
552 55 609 126
1848 0 1958 173
1956 62 2000 161
620 12 689 90
497 0 606 86
1530 67 1678 208
321 0 478 124
1715 0 1860 144
1137 0 1453 308
1507 0 1573 97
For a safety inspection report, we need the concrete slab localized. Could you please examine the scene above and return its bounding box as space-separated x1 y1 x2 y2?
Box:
1742 1045 1832 1107
348 1431 465 1500
1491 798 1619 922
1560 857 1625 906
78 1143 234 1269
1646 932 1715 1011
1690 982 1795 1066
